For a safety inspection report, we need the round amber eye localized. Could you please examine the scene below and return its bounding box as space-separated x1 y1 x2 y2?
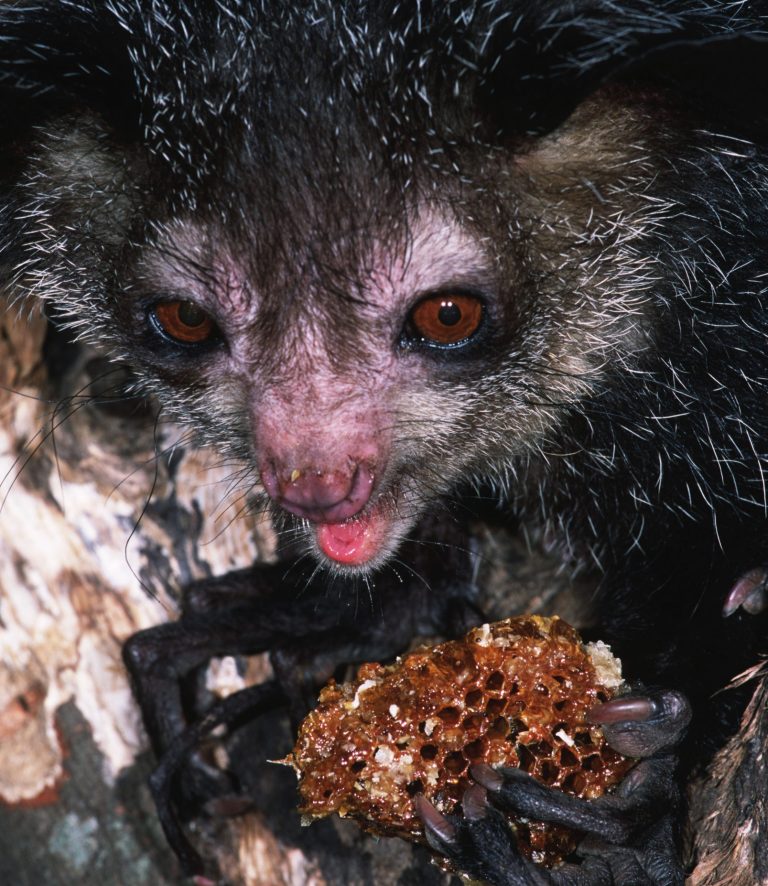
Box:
152 300 216 344
409 294 484 346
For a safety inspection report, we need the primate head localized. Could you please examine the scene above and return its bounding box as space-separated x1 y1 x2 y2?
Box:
3 1 766 572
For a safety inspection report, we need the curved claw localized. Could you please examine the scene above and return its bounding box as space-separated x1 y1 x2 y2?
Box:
723 567 768 617
471 762 504 792
148 681 285 876
590 689 691 758
412 794 458 852
462 783 490 820
587 695 657 725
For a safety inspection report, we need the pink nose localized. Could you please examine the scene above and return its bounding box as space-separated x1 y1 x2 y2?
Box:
260 460 375 523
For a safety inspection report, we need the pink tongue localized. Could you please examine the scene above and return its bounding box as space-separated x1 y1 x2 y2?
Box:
316 513 378 565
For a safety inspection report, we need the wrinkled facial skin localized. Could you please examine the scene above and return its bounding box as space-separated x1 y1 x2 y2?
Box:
13 81 668 573
140 210 503 570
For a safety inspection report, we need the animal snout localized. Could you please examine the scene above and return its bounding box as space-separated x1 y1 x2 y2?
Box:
260 458 375 523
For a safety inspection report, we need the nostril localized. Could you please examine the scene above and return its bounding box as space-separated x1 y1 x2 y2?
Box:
259 461 281 501
260 458 376 522
347 463 375 509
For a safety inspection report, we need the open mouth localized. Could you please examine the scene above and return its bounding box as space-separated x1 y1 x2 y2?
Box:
313 499 395 567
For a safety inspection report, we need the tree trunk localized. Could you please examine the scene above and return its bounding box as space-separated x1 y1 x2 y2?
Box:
0 296 269 884
688 667 768 885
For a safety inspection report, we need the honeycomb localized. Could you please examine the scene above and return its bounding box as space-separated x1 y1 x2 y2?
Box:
288 615 633 867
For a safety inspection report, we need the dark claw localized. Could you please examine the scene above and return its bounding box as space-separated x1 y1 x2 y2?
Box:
417 793 554 886
461 784 489 820
148 681 285 876
587 695 656 725
723 567 768 616
470 762 503 792
472 763 538 795
413 795 458 852
593 690 691 758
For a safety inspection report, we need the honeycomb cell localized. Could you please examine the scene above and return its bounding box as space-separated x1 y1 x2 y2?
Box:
583 754 604 773
560 747 579 767
563 771 588 793
486 671 505 691
406 779 423 796
462 713 484 730
465 689 484 708
489 717 509 738
486 698 506 716
539 760 559 784
445 751 467 774
528 740 554 757
517 744 536 772
509 717 527 734
463 738 487 760
437 706 460 726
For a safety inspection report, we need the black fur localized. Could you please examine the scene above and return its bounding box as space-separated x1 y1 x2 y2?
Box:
3 2 768 882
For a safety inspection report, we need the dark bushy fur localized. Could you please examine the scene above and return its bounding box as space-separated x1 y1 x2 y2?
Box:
3 0 768 877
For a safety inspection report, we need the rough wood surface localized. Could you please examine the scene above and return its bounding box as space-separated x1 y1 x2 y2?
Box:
0 296 268 884
0 296 765 883
687 667 768 886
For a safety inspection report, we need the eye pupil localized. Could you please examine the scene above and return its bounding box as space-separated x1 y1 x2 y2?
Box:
437 301 462 327
152 300 217 345
177 301 207 328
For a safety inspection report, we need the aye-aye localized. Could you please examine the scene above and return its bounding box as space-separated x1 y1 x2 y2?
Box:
2 1 768 883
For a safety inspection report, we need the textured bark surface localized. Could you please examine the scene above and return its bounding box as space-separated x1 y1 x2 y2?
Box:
0 296 267 884
687 669 768 886
0 296 765 884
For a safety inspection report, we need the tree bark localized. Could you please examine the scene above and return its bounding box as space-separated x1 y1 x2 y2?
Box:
688 667 768 885
0 296 268 884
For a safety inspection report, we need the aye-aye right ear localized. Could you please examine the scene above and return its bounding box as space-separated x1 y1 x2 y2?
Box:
466 1 768 140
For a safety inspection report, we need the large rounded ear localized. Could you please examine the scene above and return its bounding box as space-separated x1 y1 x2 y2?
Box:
626 33 768 140
0 3 138 276
0 2 136 142
470 2 768 137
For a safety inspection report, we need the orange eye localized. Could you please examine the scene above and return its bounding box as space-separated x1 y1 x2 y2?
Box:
152 300 216 344
409 294 484 346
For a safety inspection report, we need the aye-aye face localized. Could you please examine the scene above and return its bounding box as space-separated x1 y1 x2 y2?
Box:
14 43 664 574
